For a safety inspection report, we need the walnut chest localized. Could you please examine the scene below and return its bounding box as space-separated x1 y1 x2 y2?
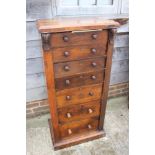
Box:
37 17 120 150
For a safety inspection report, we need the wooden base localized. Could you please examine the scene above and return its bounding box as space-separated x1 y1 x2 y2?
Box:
48 119 105 150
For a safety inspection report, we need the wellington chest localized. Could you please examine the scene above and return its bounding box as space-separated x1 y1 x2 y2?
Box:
37 17 120 150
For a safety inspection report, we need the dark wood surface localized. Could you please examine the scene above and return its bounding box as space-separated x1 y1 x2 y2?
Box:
58 100 101 124
59 117 99 139
54 57 106 78
52 44 106 63
55 70 104 90
38 17 119 150
56 83 103 108
50 31 108 48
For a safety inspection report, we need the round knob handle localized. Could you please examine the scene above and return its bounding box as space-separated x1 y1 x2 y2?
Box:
91 75 96 80
89 92 94 96
65 79 70 85
64 51 69 57
88 124 92 129
91 62 97 67
64 65 70 71
92 34 97 39
91 48 97 54
66 95 71 100
68 129 72 134
63 36 69 42
88 108 93 114
66 113 71 118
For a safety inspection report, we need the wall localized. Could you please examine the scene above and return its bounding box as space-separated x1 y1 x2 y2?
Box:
26 0 129 116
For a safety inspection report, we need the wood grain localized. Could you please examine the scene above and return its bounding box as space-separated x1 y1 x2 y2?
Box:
37 17 120 33
52 44 106 63
58 100 101 124
99 29 116 130
55 70 104 90
50 30 108 48
56 83 103 108
59 117 99 139
54 57 106 78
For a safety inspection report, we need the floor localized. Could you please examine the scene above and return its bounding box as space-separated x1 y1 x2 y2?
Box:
27 96 129 155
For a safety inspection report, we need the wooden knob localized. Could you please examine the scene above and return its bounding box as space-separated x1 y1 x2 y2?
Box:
92 34 97 39
88 124 92 129
64 51 69 57
88 108 93 114
68 129 72 134
66 112 71 118
91 48 97 54
63 36 69 42
64 65 70 71
91 62 97 67
89 92 94 96
91 75 96 80
66 95 71 100
65 80 70 85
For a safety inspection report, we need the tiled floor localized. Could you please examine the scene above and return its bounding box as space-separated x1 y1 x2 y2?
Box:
27 96 129 155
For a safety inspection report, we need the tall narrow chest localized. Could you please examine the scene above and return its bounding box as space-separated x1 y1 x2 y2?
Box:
37 17 120 150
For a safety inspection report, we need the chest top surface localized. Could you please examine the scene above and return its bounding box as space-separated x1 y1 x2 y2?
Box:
37 16 120 33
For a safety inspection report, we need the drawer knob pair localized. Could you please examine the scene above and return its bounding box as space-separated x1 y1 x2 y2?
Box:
63 36 69 42
92 34 97 39
64 51 69 57
66 95 71 100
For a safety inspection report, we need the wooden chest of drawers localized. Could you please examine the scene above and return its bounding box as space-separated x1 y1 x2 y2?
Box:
37 17 120 150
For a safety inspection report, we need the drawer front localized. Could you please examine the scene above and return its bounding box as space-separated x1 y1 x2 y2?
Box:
50 30 108 48
54 57 105 78
55 70 104 90
58 100 101 124
59 117 99 139
52 45 106 63
56 83 103 108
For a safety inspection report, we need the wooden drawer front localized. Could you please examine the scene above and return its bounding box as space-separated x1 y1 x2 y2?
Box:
54 57 105 78
58 100 101 124
59 117 99 139
50 30 108 48
56 83 103 108
55 70 104 90
52 45 106 63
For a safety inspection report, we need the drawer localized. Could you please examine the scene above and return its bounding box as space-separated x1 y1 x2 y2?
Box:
58 100 101 124
56 83 103 108
50 30 108 48
54 57 106 78
55 70 104 90
59 117 99 139
52 45 106 63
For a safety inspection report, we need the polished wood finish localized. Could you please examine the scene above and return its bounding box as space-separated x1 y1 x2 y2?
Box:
55 70 104 90
54 57 106 78
59 117 99 139
52 45 106 63
38 17 119 150
50 31 108 48
58 100 101 124
56 83 103 108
